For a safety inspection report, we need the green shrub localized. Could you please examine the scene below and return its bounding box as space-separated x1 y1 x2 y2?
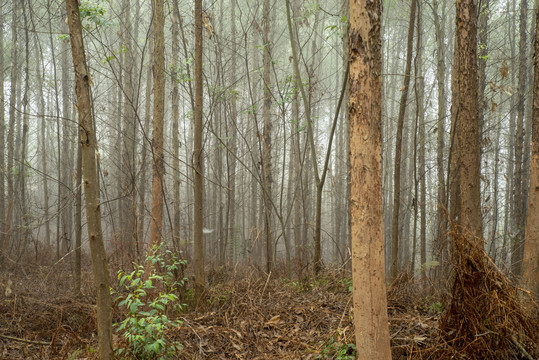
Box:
316 336 357 360
113 245 186 359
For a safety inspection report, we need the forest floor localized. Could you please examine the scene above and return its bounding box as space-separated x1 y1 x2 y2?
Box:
0 255 537 359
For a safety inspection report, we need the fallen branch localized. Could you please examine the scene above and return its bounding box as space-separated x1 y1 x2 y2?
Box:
511 336 534 360
0 334 54 346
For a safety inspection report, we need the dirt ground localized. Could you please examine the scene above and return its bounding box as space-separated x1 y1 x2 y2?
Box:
0 257 536 359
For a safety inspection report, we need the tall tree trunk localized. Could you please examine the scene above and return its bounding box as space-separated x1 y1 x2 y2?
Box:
286 0 343 274
74 140 82 295
349 0 391 356
193 0 206 302
33 29 52 252
138 27 153 259
432 0 448 278
2 0 19 262
172 0 181 253
411 1 425 277
65 0 112 357
262 0 273 273
227 0 238 265
61 26 73 256
477 0 489 140
390 0 417 280
512 0 528 277
147 0 165 261
503 0 517 268
121 0 137 257
19 0 31 259
520 0 539 296
455 0 482 239
0 0 5 248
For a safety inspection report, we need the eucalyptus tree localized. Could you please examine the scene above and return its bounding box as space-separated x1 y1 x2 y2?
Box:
349 0 391 356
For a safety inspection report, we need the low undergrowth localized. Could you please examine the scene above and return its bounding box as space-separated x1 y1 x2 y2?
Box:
0 258 536 359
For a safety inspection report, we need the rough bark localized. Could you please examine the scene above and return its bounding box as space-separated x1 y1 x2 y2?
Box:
147 0 165 261
65 0 112 357
349 0 392 357
455 0 482 239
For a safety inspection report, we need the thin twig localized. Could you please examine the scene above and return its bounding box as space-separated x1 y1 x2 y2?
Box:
259 271 271 305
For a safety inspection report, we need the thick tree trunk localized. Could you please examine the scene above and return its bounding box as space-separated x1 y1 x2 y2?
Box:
147 0 165 262
455 0 482 239
349 0 391 357
65 0 112 357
